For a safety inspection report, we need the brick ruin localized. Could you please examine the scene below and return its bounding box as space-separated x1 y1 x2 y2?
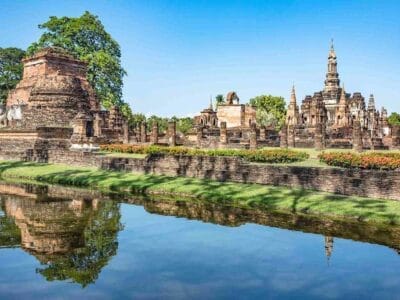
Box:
0 47 130 159
189 91 279 149
281 43 398 151
0 44 398 161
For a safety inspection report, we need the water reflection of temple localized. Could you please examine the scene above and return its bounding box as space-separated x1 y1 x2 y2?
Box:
0 184 122 287
1 182 400 287
325 236 334 262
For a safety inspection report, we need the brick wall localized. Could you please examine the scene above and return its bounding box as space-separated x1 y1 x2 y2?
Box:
41 151 400 201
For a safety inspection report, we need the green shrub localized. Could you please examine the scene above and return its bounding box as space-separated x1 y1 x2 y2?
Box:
99 145 309 164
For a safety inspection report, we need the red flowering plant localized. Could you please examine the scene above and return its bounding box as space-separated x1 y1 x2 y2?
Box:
318 152 400 170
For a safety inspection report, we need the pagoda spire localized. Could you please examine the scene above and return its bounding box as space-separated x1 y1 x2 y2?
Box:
368 94 375 110
324 40 340 93
339 84 346 105
290 84 297 104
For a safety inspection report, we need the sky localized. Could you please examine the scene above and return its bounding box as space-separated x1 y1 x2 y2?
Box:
0 0 399 117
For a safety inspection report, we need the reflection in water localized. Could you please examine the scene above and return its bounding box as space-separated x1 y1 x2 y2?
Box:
1 182 400 288
0 185 122 287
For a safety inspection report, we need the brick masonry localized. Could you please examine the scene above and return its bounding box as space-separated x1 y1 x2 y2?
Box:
27 150 400 201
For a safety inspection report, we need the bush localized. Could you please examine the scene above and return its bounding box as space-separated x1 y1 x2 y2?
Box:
318 152 400 170
100 145 309 164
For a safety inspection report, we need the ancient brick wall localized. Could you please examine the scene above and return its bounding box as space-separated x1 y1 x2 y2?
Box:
40 151 400 201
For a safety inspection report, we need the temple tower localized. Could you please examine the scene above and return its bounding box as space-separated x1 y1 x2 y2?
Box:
286 85 299 126
324 40 340 93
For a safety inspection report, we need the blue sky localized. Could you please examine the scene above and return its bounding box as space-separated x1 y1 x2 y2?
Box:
1 0 399 116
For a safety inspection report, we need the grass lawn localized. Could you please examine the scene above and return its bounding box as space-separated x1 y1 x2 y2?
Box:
1 160 400 225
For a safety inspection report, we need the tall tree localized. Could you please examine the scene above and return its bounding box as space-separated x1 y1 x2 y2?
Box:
215 94 225 106
27 11 128 113
249 95 287 130
388 112 400 126
0 47 25 105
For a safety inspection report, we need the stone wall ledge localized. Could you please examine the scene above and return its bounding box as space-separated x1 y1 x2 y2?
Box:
3 149 400 201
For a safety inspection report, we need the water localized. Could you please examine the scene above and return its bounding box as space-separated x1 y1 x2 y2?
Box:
0 183 400 299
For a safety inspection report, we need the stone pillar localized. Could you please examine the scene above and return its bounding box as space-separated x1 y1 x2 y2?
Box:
314 123 326 150
151 122 159 144
196 125 204 147
391 125 400 148
280 125 288 148
249 123 257 150
133 124 140 143
260 126 266 141
123 121 129 144
140 122 147 143
220 121 228 144
71 115 88 144
352 120 363 152
168 121 176 146
287 125 295 148
93 113 102 137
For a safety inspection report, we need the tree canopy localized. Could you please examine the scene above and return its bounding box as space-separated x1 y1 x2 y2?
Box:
27 11 127 113
388 112 400 126
0 47 25 105
249 95 286 129
215 94 225 106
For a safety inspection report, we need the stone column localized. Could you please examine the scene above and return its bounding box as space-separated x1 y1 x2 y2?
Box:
136 124 141 143
249 123 257 150
391 125 400 148
280 125 288 148
93 113 102 137
314 123 325 150
260 126 266 141
123 121 129 144
288 125 295 148
352 120 363 152
196 125 204 147
220 121 228 145
140 122 147 143
168 121 176 146
151 122 159 144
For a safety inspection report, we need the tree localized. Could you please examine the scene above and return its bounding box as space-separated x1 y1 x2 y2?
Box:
388 112 400 126
27 11 128 114
0 47 25 104
175 117 194 134
249 95 287 130
215 94 224 106
129 113 146 128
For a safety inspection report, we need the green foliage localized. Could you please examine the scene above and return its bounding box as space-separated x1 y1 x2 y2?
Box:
215 94 225 106
175 117 194 134
249 95 286 130
100 145 309 163
319 152 400 170
388 112 400 126
0 47 25 105
27 11 127 112
147 115 169 133
129 113 146 128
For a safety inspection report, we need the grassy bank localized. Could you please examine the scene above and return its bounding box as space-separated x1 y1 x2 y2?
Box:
1 160 400 225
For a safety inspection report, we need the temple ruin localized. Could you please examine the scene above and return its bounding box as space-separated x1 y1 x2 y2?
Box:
281 42 398 150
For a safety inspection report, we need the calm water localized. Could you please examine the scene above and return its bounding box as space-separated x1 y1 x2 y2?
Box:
1 183 400 299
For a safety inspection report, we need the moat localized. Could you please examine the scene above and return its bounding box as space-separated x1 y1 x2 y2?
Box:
1 182 400 299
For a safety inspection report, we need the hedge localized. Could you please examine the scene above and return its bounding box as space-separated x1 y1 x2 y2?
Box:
100 145 309 164
318 152 400 170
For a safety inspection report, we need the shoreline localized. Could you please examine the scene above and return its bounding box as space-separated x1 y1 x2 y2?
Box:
1 160 400 226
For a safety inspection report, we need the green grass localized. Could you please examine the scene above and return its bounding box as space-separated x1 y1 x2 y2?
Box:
1 160 400 225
